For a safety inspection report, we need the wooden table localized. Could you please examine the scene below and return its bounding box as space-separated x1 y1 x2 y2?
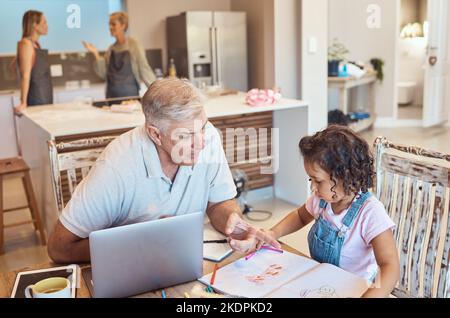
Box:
328 72 377 115
0 243 303 298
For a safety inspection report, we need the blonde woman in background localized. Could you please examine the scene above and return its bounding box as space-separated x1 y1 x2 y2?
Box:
82 11 156 98
15 10 53 114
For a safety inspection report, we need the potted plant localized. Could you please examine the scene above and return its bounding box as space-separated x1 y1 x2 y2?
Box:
370 58 384 82
328 38 349 77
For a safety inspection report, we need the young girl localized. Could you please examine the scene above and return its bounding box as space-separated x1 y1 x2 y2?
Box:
261 125 399 297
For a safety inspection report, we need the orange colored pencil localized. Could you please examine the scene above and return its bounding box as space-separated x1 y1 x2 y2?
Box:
210 263 219 285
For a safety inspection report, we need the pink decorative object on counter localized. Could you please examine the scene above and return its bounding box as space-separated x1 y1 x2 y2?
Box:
245 88 282 107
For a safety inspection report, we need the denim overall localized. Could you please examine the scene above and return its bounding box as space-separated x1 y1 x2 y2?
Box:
307 192 371 266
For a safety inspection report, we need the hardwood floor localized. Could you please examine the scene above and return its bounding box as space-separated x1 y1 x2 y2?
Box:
397 104 422 120
360 125 450 154
1 178 50 274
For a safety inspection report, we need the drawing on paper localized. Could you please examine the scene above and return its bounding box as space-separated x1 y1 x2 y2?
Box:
246 264 283 284
299 285 339 298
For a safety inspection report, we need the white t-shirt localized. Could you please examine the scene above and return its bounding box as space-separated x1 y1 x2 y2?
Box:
306 194 396 281
60 123 237 238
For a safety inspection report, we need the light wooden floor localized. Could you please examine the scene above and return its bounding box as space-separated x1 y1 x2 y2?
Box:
1 125 449 276
397 104 422 120
1 178 50 274
360 125 450 154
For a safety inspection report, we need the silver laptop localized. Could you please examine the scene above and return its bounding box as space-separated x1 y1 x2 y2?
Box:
89 212 204 298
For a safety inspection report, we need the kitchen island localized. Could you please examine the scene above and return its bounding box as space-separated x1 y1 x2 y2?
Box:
17 93 310 235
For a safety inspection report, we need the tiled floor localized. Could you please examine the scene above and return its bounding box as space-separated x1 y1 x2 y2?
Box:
1 125 449 276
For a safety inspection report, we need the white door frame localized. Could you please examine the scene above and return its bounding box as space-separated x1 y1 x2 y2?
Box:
422 0 449 127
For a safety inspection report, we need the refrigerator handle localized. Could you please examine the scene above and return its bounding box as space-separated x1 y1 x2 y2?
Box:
210 26 218 85
214 27 221 86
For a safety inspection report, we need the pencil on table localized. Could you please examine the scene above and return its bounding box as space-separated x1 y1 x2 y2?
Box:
210 263 219 285
203 239 228 244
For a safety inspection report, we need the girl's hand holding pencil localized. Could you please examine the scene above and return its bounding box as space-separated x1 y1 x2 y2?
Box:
224 213 281 254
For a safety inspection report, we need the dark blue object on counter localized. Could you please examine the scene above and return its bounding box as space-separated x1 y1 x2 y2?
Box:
349 112 370 120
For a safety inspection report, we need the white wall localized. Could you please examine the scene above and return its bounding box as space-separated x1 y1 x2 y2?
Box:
274 0 299 99
328 0 399 118
230 0 274 89
231 0 327 134
273 0 328 133
126 0 231 72
300 0 328 133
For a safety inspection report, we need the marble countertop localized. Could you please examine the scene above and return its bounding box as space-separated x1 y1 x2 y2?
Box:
20 93 308 138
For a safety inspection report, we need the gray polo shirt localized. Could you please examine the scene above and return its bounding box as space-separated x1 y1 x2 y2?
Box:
60 123 237 238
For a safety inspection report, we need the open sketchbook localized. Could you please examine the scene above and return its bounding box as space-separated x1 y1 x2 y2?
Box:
199 249 369 298
203 222 233 262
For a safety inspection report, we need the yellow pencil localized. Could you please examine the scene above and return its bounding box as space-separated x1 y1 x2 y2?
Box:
184 292 190 298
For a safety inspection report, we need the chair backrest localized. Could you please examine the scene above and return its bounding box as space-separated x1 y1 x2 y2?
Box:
373 137 450 298
48 136 116 213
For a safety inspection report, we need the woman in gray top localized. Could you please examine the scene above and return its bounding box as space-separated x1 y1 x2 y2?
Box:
83 11 156 98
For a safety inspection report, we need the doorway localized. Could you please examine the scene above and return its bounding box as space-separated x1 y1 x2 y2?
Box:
396 0 427 121
395 0 450 126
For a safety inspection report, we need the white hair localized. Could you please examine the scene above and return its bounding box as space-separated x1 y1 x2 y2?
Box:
142 78 206 131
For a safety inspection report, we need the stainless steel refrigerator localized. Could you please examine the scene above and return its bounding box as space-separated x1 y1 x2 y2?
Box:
166 11 248 91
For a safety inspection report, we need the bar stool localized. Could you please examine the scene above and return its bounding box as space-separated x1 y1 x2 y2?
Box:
0 157 46 254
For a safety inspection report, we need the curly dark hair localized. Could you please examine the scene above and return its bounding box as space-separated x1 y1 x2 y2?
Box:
299 125 374 197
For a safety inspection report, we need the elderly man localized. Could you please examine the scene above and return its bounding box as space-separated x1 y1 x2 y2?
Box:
47 78 279 263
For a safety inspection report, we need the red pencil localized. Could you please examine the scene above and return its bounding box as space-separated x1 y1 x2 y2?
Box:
210 263 219 285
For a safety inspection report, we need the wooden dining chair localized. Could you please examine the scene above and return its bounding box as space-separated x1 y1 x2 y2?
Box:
373 137 450 298
47 136 116 213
